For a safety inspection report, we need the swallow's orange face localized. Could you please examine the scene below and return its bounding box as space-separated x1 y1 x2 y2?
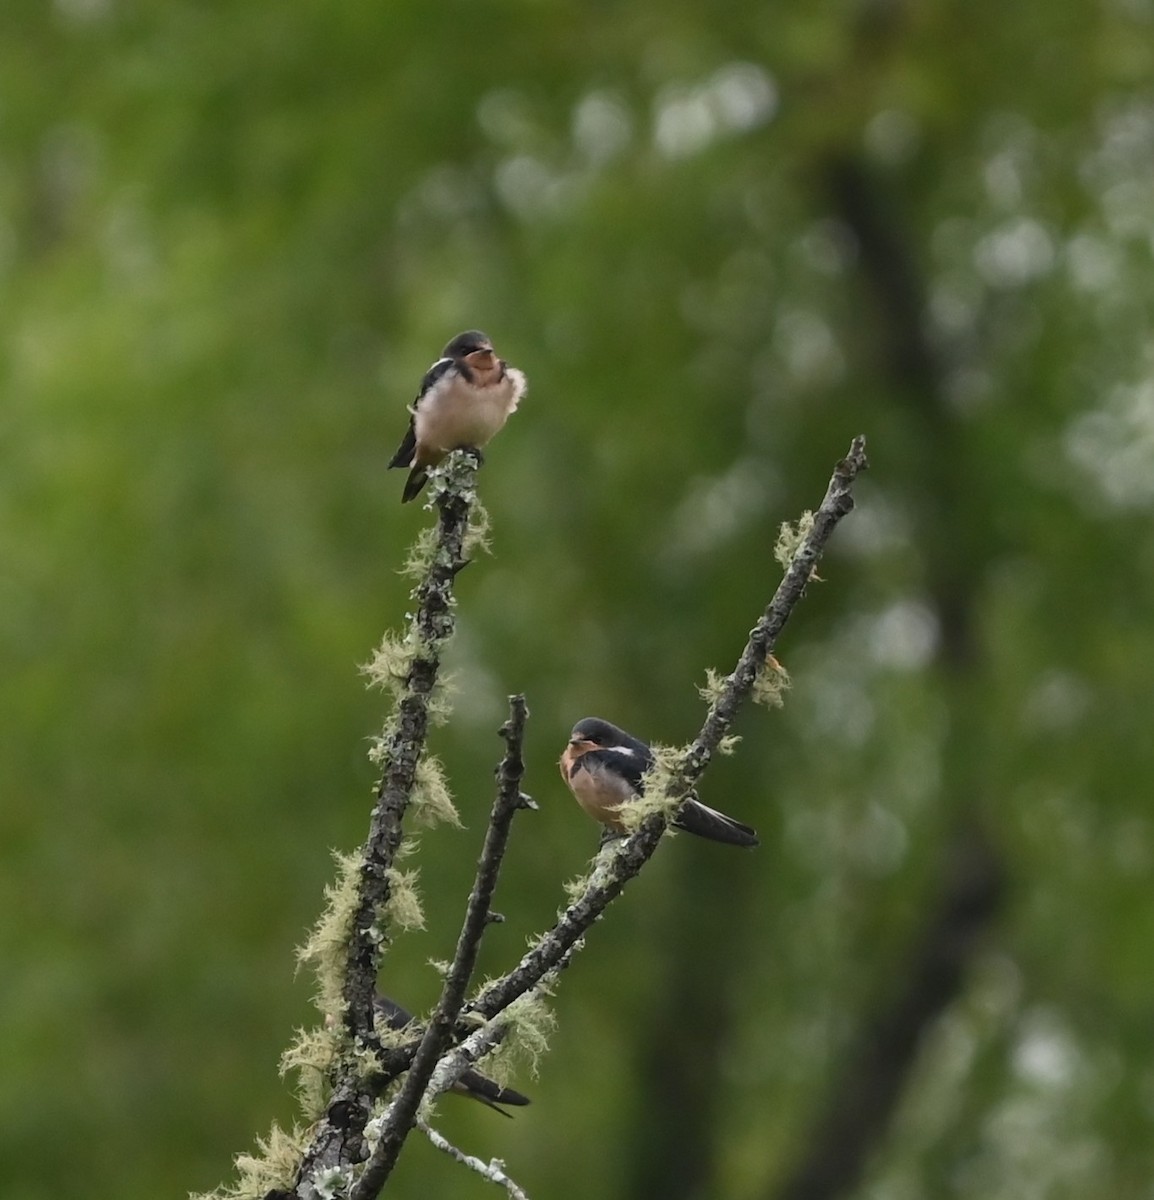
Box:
463 343 502 383
558 733 597 784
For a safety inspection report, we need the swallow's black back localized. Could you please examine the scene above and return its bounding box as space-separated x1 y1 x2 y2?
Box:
571 717 655 791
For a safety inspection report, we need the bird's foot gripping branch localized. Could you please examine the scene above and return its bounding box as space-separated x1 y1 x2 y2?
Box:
195 437 868 1200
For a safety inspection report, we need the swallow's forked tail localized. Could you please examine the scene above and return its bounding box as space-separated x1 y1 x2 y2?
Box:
674 797 759 848
456 1070 531 1117
401 465 429 503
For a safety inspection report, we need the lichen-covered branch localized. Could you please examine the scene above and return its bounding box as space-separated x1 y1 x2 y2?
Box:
355 1017 519 1200
198 440 867 1200
290 450 484 1199
356 696 533 1191
367 439 869 1110
461 436 868 1025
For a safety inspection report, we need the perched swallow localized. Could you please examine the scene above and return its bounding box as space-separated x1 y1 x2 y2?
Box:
559 717 759 848
373 995 531 1117
388 330 526 503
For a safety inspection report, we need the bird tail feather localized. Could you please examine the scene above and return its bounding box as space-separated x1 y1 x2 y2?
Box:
401 466 429 503
674 798 759 847
456 1070 531 1116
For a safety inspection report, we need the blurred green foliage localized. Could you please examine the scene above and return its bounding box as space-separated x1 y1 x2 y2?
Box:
3 1 1154 1198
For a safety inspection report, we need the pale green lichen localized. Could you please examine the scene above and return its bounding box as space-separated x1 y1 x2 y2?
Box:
774 510 815 571
698 667 729 705
424 679 454 728
382 866 425 933
360 629 418 698
753 654 792 709
556 836 631 915
467 989 557 1090
425 449 483 511
315 1164 354 1200
500 990 556 1079
296 850 365 1018
717 733 742 756
399 526 441 581
562 871 592 906
425 957 451 983
360 619 456 718
279 1025 341 1119
200 454 487 1200
463 496 491 558
189 1121 306 1200
297 854 423 1016
616 743 686 834
410 755 461 828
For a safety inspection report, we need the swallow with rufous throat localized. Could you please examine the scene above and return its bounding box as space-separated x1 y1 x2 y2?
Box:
388 330 526 503
559 717 759 848
373 995 531 1116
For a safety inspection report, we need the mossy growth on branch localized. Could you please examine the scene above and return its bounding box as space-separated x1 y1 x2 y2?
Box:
774 509 815 571
190 1122 306 1200
616 743 685 834
409 754 461 828
296 849 367 1018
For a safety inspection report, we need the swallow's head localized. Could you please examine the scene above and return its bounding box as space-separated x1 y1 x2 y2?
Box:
567 717 627 754
442 330 491 359
443 329 501 378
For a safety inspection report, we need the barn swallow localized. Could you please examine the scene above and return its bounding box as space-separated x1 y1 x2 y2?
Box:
388 330 526 503
559 717 759 848
373 995 531 1117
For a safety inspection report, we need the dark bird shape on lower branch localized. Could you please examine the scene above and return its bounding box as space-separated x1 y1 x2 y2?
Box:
374 995 531 1116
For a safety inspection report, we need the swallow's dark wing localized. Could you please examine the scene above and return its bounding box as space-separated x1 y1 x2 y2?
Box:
582 742 655 793
414 356 455 402
388 357 455 469
388 418 417 469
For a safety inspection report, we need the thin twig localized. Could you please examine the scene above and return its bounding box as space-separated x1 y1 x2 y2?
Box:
355 697 532 1193
417 1119 531 1200
292 451 481 1198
